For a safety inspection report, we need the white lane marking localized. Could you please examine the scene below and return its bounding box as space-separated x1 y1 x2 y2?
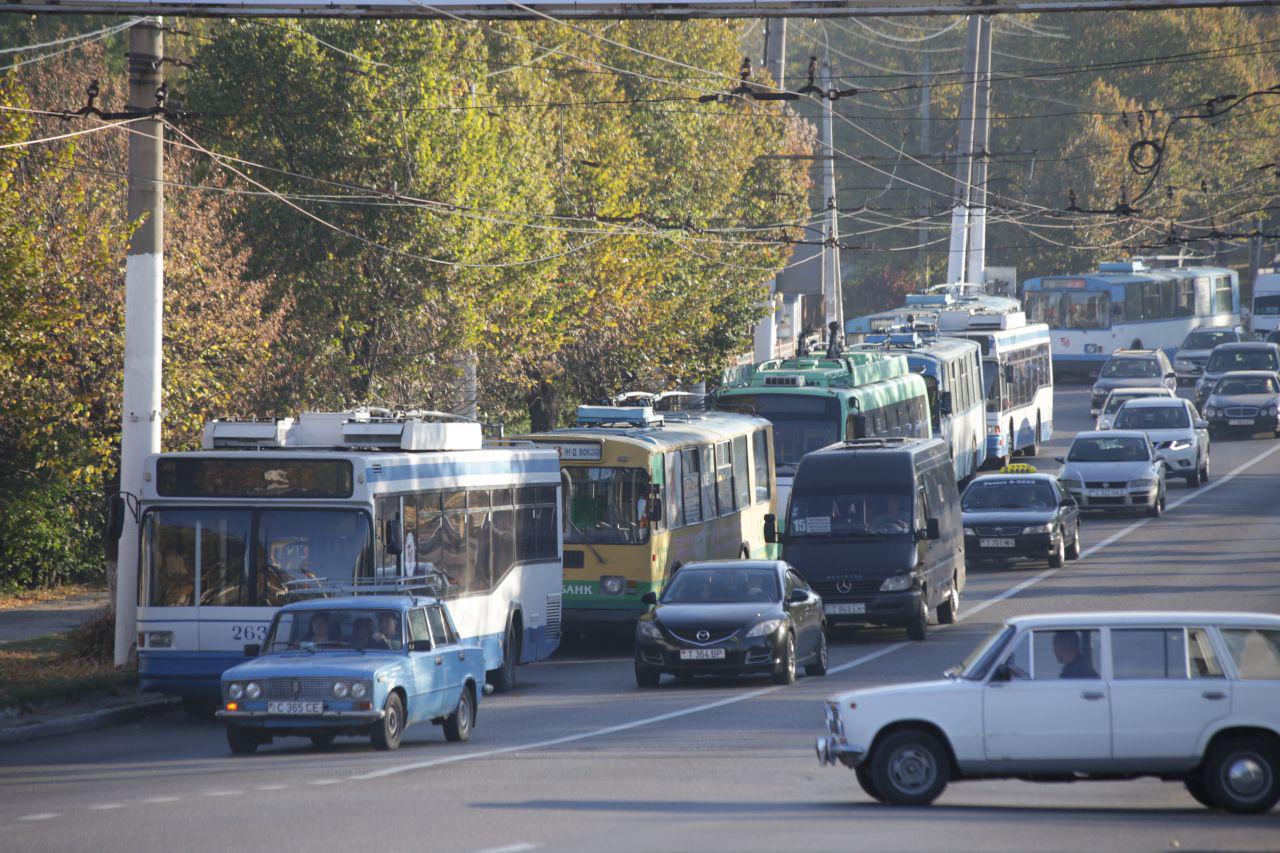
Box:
355 641 914 781
960 439 1280 623
202 790 242 797
256 784 289 791
308 779 339 786
141 796 179 804
17 813 59 821
475 844 542 853
87 803 125 811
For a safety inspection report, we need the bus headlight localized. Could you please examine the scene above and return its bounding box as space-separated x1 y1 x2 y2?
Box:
227 682 244 700
245 682 262 700
332 681 350 699
145 631 173 649
600 576 625 596
350 682 368 699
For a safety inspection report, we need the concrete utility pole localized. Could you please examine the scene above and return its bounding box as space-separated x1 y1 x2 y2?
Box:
946 15 983 284
966 16 993 286
820 53 843 332
918 50 931 274
114 19 165 665
753 18 786 363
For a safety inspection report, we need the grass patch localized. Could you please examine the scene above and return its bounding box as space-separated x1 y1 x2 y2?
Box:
0 617 136 713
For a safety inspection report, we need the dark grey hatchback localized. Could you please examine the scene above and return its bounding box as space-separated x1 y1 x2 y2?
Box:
634 561 828 688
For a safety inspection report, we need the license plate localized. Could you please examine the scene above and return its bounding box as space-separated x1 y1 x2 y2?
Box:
825 603 867 615
980 538 1017 548
679 648 725 660
267 700 324 715
1087 489 1126 497
1229 418 1255 426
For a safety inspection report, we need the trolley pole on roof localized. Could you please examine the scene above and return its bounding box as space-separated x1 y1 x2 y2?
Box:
114 19 165 665
946 15 982 285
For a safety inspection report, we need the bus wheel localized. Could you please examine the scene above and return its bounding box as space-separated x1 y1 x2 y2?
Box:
1025 416 1042 458
488 619 521 694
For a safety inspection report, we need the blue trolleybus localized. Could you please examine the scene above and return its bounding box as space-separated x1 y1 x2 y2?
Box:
1022 260 1240 380
135 410 562 705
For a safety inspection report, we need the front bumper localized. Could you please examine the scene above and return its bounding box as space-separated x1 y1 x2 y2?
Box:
821 589 921 628
1207 414 1278 432
216 708 385 731
1064 486 1158 512
964 531 1057 560
1156 445 1198 474
816 705 864 768
635 634 782 675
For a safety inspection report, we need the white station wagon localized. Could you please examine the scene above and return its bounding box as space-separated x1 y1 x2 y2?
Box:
816 612 1280 813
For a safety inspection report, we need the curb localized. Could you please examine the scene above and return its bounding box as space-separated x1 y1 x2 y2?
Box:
0 697 180 745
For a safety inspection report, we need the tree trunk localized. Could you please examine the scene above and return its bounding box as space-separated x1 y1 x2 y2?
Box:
527 379 559 432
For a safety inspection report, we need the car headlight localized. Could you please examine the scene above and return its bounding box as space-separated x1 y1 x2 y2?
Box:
1059 475 1083 488
880 574 914 592
1130 478 1156 489
244 682 262 700
1167 439 1193 450
963 526 976 537
227 682 244 700
1022 523 1053 534
350 681 368 699
745 618 785 638
600 575 625 596
636 620 663 640
332 681 350 699
1206 407 1219 417
1267 405 1278 416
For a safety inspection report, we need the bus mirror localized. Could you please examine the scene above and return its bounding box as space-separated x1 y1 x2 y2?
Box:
243 643 260 658
106 494 126 541
925 517 941 540
763 514 778 544
641 591 658 606
647 498 663 523
384 520 402 555
938 391 953 416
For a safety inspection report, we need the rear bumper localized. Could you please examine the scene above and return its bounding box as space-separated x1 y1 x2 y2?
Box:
139 652 245 700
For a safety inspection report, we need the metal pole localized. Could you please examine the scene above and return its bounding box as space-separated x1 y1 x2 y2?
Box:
754 17 787 362
115 19 164 665
967 15 993 286
946 15 982 285
821 53 843 331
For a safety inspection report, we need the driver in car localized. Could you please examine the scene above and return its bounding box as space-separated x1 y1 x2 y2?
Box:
870 495 911 533
1054 630 1099 679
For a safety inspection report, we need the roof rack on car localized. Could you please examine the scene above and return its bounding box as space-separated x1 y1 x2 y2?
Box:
283 573 445 600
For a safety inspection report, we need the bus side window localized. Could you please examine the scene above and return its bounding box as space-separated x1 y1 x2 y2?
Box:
664 452 683 530
699 444 716 521
752 430 771 503
468 491 493 592
681 447 702 526
415 494 444 579
732 435 750 511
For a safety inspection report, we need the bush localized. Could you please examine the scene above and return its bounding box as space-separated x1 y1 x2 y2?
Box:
0 471 107 591
66 608 115 663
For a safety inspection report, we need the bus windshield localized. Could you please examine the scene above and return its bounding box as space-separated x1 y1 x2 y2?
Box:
982 360 1001 412
563 467 651 545
264 608 404 653
1182 330 1237 349
787 488 913 537
717 394 839 474
143 508 373 607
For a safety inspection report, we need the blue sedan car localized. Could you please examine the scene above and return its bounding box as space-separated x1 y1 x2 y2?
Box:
215 596 484 754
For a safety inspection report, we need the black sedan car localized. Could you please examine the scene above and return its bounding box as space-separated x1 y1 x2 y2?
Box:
961 473 1081 568
634 560 827 688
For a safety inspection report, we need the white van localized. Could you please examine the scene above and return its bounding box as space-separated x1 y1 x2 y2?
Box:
1251 271 1280 337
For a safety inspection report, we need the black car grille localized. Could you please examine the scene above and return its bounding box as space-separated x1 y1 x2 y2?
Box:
812 578 882 599
973 525 1027 537
668 628 740 646
1225 406 1259 418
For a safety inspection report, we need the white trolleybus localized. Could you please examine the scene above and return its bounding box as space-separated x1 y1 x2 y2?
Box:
942 307 1054 469
134 410 562 708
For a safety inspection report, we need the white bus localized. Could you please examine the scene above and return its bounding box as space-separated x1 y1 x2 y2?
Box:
948 313 1055 468
134 410 562 708
851 332 987 482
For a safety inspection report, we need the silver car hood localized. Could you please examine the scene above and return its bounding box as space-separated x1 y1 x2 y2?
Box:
1061 460 1156 481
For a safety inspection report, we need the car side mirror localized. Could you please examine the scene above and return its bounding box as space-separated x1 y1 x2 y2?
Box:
1060 495 1076 507
243 643 260 658
763 513 778 544
641 591 658 606
788 588 807 604
990 663 1011 682
384 519 402 555
1054 456 1065 464
1165 371 1177 381
924 517 941 541
409 639 432 652
938 391 953 416
1195 419 1208 430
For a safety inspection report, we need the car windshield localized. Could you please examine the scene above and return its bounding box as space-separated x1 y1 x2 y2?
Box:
717 393 839 474
1114 405 1189 430
787 488 914 537
1101 358 1159 378
1207 349 1279 373
962 479 1057 510
264 608 404 653
1182 330 1237 349
1068 436 1150 462
1215 376 1279 395
959 624 1016 680
661 567 780 604
563 466 651 546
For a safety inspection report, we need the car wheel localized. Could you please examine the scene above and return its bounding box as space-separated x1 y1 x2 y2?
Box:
856 765 884 802
1200 456 1210 483
226 725 260 755
805 629 829 677
906 597 928 641
772 634 797 685
936 580 959 625
309 733 336 749
1187 465 1201 487
1201 736 1280 814
1065 523 1082 560
635 660 661 688
487 621 520 694
868 729 950 806
443 684 474 743
1048 534 1065 568
1147 490 1163 518
371 692 405 751
1184 778 1217 809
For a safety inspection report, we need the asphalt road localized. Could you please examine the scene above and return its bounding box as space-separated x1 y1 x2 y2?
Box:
2 386 1278 853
